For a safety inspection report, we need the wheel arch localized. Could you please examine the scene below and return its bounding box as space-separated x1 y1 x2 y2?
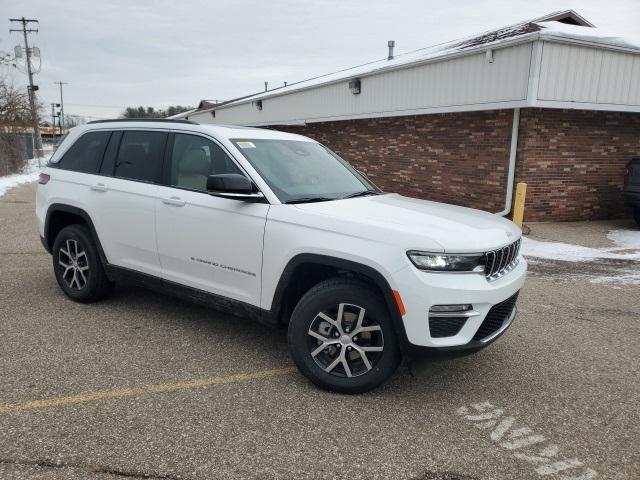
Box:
44 204 109 267
265 253 410 352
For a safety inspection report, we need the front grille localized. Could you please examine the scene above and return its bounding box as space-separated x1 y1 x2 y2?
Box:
484 238 521 281
429 316 467 338
472 292 519 342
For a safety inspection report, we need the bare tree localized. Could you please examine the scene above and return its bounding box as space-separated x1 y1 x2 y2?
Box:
0 76 36 175
63 114 86 128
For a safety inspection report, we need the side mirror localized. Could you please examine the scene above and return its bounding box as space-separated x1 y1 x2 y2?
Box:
206 174 264 201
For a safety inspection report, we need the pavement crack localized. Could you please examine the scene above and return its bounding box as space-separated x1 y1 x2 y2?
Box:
0 458 191 480
0 251 48 255
410 471 479 480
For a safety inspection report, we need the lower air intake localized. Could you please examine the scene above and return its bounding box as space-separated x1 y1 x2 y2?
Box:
472 292 519 342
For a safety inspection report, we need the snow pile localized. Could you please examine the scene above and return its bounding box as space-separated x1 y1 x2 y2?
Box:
0 155 47 198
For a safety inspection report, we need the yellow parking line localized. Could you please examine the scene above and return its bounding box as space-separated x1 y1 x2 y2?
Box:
0 367 297 415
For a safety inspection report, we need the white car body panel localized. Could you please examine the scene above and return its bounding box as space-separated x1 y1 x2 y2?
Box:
90 177 162 276
155 184 268 305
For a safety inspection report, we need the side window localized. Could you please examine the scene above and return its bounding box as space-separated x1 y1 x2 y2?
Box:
170 133 242 191
58 131 111 173
114 131 167 183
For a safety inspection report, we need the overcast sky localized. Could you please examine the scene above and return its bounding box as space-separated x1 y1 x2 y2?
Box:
1 0 638 121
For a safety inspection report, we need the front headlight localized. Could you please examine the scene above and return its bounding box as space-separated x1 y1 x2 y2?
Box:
406 251 485 272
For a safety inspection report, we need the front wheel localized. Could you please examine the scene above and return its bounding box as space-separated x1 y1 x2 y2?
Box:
287 278 401 394
634 207 640 227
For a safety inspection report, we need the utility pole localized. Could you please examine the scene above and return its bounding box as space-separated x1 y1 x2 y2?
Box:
53 81 68 133
50 102 61 139
10 17 43 157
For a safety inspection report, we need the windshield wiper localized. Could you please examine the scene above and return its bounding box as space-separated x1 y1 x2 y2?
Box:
341 189 382 199
284 196 337 204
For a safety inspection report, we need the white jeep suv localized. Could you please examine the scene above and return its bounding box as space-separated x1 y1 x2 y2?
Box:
36 119 527 393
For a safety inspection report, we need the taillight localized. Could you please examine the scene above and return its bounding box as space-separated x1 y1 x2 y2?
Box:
38 173 51 185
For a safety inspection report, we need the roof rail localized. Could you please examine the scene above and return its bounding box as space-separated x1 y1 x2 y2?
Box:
87 118 198 125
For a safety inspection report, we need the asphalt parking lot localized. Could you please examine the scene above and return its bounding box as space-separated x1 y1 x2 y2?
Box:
1 184 638 480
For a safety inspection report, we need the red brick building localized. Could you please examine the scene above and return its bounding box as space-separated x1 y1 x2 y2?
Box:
184 10 640 222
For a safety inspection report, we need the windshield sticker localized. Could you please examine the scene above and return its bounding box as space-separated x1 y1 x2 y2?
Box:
236 141 256 149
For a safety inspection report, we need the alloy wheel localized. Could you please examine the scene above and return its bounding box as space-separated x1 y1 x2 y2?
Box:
58 239 89 290
307 303 384 378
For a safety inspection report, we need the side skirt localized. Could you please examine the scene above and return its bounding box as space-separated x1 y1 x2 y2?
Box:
104 265 272 327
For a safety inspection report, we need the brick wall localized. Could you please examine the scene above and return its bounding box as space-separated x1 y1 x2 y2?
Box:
516 108 640 221
273 108 640 221
276 110 514 213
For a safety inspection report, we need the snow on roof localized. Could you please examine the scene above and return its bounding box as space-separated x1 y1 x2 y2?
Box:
537 21 640 51
203 10 639 112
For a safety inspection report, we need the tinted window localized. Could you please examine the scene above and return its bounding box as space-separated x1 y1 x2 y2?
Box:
58 131 111 173
99 131 123 176
170 133 242 191
114 131 167 183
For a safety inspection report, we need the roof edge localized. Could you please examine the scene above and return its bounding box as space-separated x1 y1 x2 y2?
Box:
532 9 595 28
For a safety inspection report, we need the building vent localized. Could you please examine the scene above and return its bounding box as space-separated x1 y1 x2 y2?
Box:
348 78 361 95
388 40 395 60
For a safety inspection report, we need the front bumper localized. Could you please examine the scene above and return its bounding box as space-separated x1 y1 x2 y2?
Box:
391 256 527 357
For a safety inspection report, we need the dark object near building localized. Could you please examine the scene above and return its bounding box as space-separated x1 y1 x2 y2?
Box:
622 157 640 226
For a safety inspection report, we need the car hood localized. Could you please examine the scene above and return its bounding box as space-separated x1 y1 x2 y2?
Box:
293 193 520 252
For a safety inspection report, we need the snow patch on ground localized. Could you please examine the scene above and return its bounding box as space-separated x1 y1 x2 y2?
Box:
590 270 640 287
606 229 640 250
0 151 52 198
522 228 640 285
522 236 640 262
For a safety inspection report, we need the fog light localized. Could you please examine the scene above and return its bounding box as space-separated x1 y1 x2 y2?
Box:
430 304 472 313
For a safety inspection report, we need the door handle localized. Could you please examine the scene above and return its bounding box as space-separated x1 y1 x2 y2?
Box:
91 183 108 192
162 196 186 207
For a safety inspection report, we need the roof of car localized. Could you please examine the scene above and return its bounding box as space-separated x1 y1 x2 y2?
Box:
75 120 313 142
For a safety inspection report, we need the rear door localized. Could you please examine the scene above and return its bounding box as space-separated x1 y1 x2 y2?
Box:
155 132 268 306
89 129 167 276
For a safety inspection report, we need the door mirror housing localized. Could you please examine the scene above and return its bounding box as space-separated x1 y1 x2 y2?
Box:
206 174 264 201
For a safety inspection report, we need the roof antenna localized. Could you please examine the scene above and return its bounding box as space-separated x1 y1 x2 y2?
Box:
388 40 395 60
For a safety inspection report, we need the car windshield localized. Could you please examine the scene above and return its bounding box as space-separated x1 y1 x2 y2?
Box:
231 139 378 203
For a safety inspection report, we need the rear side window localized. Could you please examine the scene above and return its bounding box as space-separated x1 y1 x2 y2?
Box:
58 131 111 173
114 131 167 183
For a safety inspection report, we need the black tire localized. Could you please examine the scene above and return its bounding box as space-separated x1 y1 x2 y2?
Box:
288 278 401 394
52 224 112 303
634 208 640 227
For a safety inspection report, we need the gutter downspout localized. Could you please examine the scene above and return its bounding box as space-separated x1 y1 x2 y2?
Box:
496 107 520 217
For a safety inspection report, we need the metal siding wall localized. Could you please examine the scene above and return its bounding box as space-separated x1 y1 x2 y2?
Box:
538 42 640 105
191 43 532 125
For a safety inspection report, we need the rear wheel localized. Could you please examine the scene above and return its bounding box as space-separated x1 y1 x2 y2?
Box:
634 208 640 227
287 278 401 393
52 224 112 303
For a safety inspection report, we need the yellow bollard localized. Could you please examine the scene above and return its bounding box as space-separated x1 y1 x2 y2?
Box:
512 182 527 228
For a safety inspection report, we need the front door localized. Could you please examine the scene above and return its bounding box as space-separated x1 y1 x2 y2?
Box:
155 132 268 307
